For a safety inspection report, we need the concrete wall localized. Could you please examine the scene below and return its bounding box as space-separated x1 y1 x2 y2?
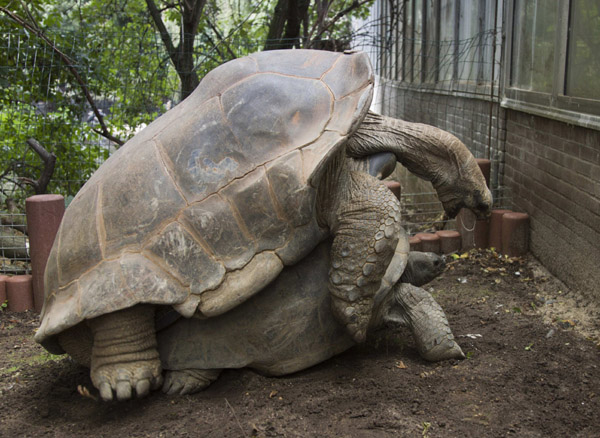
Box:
504 110 600 300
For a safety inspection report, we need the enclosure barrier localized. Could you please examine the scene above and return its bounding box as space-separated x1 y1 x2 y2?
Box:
5 275 33 312
26 194 65 312
408 158 529 257
436 230 461 254
0 274 7 305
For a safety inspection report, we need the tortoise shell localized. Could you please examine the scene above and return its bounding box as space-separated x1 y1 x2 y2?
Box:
35 49 373 351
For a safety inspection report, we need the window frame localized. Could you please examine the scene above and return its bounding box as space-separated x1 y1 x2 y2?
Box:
502 0 600 129
382 0 501 98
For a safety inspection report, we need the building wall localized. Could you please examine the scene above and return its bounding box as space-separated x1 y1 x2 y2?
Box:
504 110 600 299
369 0 600 301
381 81 600 300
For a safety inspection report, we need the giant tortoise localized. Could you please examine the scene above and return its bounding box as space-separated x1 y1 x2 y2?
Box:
35 49 491 400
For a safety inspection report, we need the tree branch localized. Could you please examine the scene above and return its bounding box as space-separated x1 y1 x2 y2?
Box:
308 0 372 45
202 31 226 60
0 7 124 146
187 0 206 32
19 138 56 195
207 19 237 59
144 0 180 67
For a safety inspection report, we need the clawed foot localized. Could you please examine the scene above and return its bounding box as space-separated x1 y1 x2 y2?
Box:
92 359 163 401
388 283 465 362
162 369 221 395
419 338 465 362
332 298 373 343
87 305 163 401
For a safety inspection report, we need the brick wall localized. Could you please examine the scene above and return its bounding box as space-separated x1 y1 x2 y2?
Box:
504 110 600 299
379 80 600 300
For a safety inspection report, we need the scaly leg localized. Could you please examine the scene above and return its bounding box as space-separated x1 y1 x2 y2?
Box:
383 283 464 361
87 304 163 401
328 171 401 342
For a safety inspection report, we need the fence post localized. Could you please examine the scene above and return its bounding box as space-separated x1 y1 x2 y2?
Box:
25 194 65 313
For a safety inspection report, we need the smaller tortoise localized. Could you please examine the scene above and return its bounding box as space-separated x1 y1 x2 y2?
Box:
158 245 463 394
57 243 461 395
36 49 491 400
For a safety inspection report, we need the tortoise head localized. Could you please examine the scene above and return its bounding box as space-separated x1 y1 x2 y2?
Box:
434 154 493 220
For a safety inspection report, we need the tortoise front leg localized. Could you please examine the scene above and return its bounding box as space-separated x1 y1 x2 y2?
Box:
328 171 401 342
383 283 464 361
87 304 163 401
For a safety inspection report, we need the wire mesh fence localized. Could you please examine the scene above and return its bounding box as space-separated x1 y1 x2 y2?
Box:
0 213 29 274
0 1 510 272
352 0 510 234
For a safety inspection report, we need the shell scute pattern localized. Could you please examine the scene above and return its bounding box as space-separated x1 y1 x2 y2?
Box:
220 166 291 253
57 182 102 286
36 50 374 347
145 221 226 294
181 194 255 271
154 96 248 203
100 139 187 256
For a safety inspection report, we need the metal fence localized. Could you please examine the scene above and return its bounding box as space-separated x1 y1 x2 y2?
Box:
0 8 510 272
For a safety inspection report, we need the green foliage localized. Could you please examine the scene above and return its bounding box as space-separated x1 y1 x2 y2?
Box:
0 0 178 205
0 0 374 208
0 99 103 202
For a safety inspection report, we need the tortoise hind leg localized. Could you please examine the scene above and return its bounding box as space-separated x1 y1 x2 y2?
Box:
87 304 163 401
162 369 221 395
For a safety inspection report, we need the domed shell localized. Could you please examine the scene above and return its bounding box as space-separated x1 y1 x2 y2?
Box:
35 49 374 351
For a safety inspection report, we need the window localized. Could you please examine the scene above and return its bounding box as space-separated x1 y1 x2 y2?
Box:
379 0 502 93
438 2 456 82
510 0 557 93
566 0 600 101
503 0 600 125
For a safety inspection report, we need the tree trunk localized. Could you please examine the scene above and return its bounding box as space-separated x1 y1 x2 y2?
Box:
144 0 205 100
282 0 300 47
178 0 204 99
264 0 289 50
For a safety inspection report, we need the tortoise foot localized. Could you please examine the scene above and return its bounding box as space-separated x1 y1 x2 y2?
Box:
162 369 221 395
93 359 163 401
385 283 465 362
88 305 163 401
419 338 465 362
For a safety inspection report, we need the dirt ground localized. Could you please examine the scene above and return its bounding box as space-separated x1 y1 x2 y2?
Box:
1 249 599 438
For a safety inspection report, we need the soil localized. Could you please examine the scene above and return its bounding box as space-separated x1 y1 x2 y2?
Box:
1 249 599 438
